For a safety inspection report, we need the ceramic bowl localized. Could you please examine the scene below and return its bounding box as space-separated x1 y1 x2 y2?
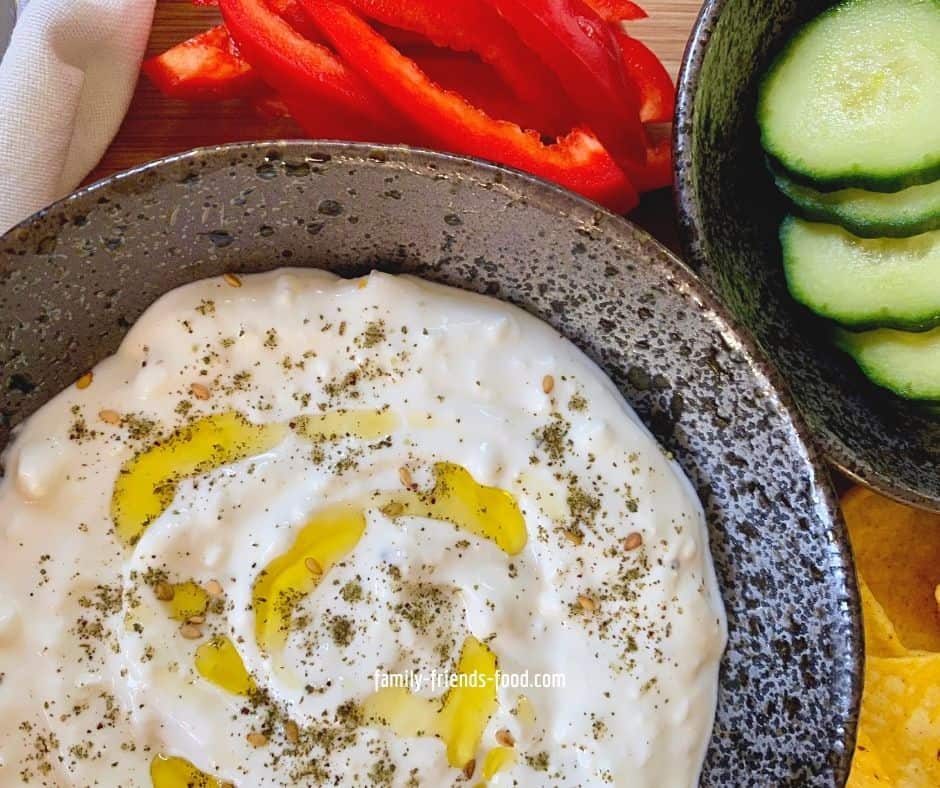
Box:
0 142 859 784
675 0 940 511
0 0 15 58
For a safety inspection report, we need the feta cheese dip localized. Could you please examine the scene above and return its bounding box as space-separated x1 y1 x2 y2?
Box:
0 270 726 787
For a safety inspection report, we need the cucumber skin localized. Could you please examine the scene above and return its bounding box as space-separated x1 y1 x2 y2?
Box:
824 309 940 334
780 219 940 332
772 166 940 238
757 0 940 193
835 328 940 401
763 150 940 196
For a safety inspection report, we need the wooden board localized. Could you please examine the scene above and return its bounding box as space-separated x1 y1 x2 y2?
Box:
87 0 703 193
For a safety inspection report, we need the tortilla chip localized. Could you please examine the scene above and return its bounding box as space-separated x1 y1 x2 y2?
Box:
843 487 940 651
854 653 940 786
847 729 890 787
858 574 909 658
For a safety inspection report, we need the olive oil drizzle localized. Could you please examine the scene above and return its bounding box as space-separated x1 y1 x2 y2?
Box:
113 412 530 785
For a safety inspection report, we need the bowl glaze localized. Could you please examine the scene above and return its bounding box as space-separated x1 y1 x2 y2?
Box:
0 0 15 58
0 142 859 785
675 0 940 511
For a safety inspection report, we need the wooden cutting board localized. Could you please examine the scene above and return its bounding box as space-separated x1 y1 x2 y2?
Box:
89 0 703 198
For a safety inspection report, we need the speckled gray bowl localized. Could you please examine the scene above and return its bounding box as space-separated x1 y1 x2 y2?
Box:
675 0 940 511
0 142 858 785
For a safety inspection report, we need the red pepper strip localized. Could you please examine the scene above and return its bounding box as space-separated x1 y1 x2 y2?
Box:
251 89 412 142
615 31 674 123
218 0 399 131
265 3 445 145
622 137 671 192
304 0 638 212
280 92 421 144
372 22 436 50
582 0 647 21
267 0 323 40
333 0 574 133
274 4 433 50
409 48 569 138
274 0 435 51
250 50 567 138
144 24 431 114
488 0 646 167
142 25 263 101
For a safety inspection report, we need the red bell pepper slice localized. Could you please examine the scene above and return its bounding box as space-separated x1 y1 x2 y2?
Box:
145 24 566 136
251 89 420 144
200 0 650 25
272 0 441 49
217 0 397 130
302 0 638 212
335 0 574 134
582 0 647 21
280 92 424 144
615 31 674 123
266 0 323 40
487 0 646 167
149 1 327 104
410 49 569 138
372 22 434 50
142 25 263 101
622 137 671 192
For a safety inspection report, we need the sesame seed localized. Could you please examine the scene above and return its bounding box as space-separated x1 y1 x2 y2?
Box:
98 409 121 425
204 579 223 596
284 720 300 744
495 729 515 747
154 582 174 601
180 623 203 639
76 372 93 390
399 466 413 488
187 615 205 625
246 732 268 747
382 501 404 517
623 532 643 551
565 529 583 546
190 382 211 400
223 272 242 288
578 595 598 613
542 374 554 394
305 556 323 575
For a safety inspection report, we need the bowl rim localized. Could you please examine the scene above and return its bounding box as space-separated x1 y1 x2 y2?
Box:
672 0 940 514
2 140 862 780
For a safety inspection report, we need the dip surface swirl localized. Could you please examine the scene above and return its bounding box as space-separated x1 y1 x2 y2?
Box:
0 270 726 786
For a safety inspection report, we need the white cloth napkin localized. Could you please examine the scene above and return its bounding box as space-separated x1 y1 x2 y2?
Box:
0 0 155 233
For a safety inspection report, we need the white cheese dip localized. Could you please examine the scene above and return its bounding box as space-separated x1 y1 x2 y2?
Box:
0 270 726 787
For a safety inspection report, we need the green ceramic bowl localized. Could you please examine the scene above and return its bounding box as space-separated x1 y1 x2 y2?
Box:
675 0 940 511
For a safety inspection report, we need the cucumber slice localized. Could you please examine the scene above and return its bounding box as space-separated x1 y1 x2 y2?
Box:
781 217 940 331
836 325 940 400
758 0 940 192
774 169 940 238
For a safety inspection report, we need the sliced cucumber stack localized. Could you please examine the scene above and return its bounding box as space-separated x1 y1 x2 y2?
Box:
758 0 940 192
836 326 940 401
774 170 940 239
781 218 940 331
758 0 940 400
